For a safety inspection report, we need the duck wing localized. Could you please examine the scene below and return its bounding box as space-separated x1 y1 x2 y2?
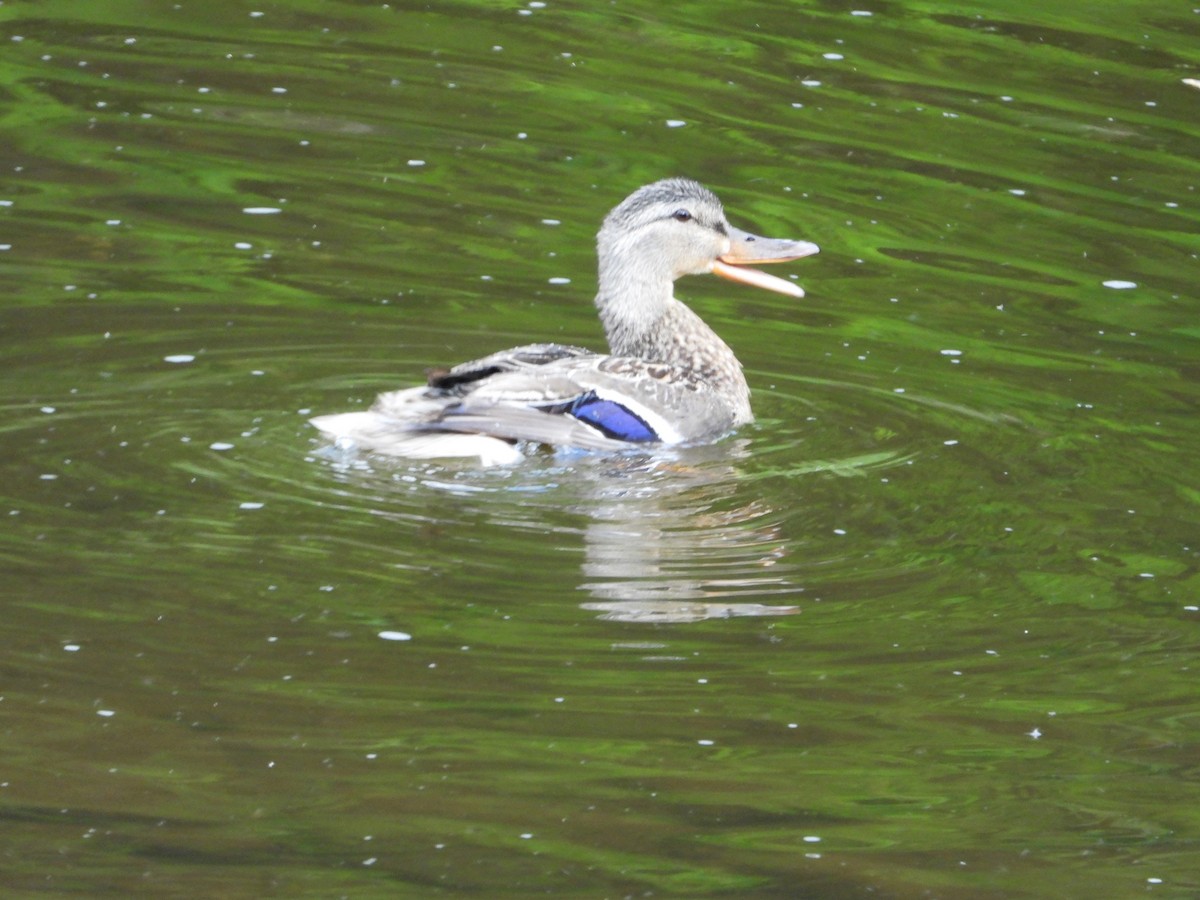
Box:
312 345 624 461
312 349 742 462
427 343 596 392
436 355 741 446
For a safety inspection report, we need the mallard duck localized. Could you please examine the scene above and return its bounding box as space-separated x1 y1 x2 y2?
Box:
310 177 819 465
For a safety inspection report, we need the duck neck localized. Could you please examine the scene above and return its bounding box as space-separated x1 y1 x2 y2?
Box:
594 262 675 358
594 267 751 419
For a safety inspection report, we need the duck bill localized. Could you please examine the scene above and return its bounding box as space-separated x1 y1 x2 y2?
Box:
711 226 819 298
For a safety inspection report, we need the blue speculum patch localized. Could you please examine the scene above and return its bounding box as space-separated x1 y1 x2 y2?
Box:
566 393 658 442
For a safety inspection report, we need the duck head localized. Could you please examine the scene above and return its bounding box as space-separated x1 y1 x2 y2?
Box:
597 177 818 296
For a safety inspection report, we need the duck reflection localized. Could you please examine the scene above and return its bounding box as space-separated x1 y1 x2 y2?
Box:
569 442 804 623
314 438 810 624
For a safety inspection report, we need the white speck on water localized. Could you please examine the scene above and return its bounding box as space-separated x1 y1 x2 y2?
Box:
40 406 56 414
362 857 377 866
243 206 281 214
1008 188 1027 196
665 119 686 128
940 349 962 356
1028 727 1042 739
379 631 412 642
833 528 847 535
407 159 425 167
548 277 571 285
234 242 252 250
519 831 534 839
1103 280 1137 289
106 219 121 225
893 387 906 394
697 739 715 746
541 218 561 225
97 709 115 718
801 79 822 87
850 9 873 16
823 52 844 60
803 835 822 843
239 502 264 510
64 644 80 652
209 442 234 451
271 86 287 94
163 354 195 364
944 439 959 446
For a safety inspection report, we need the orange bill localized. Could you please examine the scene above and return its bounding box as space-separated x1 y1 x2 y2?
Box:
710 225 819 298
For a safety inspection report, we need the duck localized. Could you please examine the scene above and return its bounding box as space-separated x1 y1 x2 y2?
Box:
310 177 819 465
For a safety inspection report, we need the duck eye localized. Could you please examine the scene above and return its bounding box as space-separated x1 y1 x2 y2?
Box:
671 209 692 222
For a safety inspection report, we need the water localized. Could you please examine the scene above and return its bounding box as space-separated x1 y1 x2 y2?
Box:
2 1 1198 896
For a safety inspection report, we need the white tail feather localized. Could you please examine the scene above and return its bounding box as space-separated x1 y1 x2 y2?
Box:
309 413 522 466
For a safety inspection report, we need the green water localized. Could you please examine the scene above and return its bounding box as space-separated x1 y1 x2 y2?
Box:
2 1 1198 896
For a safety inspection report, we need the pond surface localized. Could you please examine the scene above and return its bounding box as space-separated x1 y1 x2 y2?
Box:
2 1 1198 896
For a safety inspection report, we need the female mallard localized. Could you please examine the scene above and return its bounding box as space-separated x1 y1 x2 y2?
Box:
311 178 819 465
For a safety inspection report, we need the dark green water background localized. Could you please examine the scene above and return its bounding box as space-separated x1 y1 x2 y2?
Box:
2 1 1198 896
